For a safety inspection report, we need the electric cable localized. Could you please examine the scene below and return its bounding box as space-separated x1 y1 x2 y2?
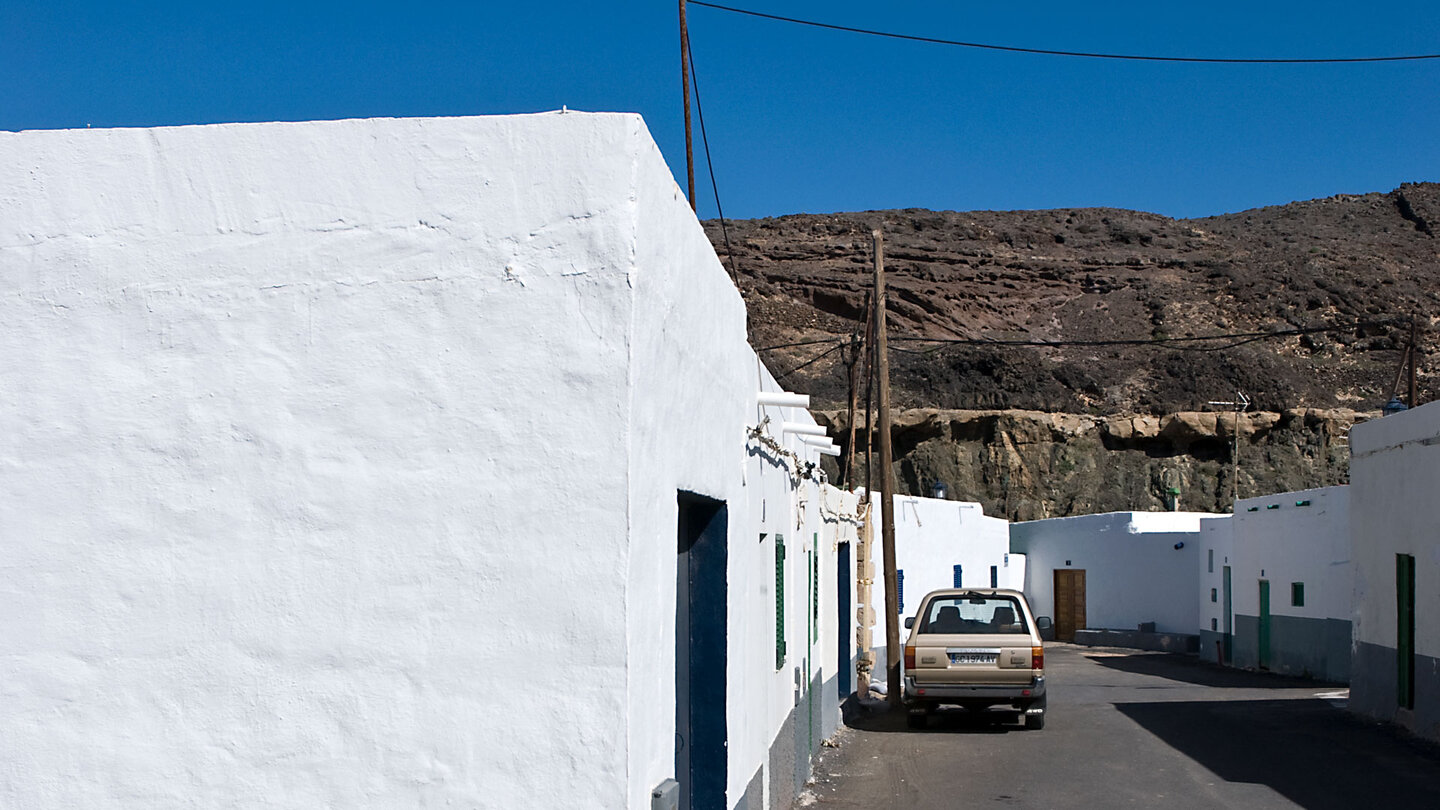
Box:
686 35 742 283
689 1 1440 64
775 341 845 380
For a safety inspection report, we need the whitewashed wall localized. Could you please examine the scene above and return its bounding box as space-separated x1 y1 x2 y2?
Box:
0 113 849 810
1228 487 1351 620
1010 512 1213 634
1349 401 1440 736
870 496 1012 668
1198 515 1236 659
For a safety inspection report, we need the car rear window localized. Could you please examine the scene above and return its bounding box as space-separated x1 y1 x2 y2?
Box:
917 594 1029 635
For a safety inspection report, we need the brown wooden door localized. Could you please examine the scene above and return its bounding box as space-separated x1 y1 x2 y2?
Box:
1053 569 1087 642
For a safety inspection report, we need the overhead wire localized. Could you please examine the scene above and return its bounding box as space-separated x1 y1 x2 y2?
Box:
685 33 742 283
689 1 1440 64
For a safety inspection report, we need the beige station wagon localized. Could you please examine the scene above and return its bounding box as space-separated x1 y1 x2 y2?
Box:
902 588 1049 730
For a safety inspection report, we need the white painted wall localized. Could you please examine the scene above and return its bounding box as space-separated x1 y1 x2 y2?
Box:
870 496 1013 666
1350 402 1440 660
1010 512 1216 634
1199 516 1236 637
0 113 851 810
1227 487 1351 621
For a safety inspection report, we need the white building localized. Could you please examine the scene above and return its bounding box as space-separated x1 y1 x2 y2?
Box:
1010 512 1217 639
0 113 857 809
1349 401 1440 739
869 496 1017 668
1198 487 1351 682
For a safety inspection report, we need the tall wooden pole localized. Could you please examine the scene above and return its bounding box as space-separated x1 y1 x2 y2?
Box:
679 0 696 211
874 230 901 708
844 332 860 488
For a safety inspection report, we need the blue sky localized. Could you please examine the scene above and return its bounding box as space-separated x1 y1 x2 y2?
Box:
4 1 1437 219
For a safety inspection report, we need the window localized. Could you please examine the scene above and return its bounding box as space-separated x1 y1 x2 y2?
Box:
898 569 905 614
1211 618 1218 631
1208 549 1214 573
1211 588 1218 603
811 538 819 644
953 564 963 588
916 594 1029 635
1291 582 1305 607
774 534 786 669
990 565 998 588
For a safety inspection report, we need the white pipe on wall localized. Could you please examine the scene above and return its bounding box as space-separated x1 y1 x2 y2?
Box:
817 445 841 456
798 435 834 446
757 391 810 409
782 422 829 437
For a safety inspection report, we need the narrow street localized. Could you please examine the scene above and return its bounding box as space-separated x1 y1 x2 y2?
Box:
805 644 1440 809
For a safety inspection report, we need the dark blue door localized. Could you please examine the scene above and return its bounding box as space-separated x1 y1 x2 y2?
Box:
676 493 727 810
836 541 852 698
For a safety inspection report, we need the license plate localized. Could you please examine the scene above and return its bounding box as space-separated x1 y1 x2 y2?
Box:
948 652 998 664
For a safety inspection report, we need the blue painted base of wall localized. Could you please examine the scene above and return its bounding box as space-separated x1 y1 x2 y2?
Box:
1231 614 1350 683
1351 641 1440 742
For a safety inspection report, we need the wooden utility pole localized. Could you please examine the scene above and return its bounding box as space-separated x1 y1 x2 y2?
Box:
874 230 901 708
844 332 861 488
679 0 696 210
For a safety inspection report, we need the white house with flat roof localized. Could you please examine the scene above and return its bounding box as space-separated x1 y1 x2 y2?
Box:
0 113 856 810
1010 511 1219 640
1198 487 1351 682
1348 400 1440 740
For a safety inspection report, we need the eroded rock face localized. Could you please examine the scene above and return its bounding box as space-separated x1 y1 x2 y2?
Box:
717 184 1435 516
818 408 1367 520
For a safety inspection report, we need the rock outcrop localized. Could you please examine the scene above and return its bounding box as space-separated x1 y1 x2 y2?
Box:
713 183 1438 515
816 407 1367 520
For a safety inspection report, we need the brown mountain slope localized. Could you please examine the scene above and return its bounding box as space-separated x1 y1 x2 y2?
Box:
708 183 1438 415
705 183 1439 517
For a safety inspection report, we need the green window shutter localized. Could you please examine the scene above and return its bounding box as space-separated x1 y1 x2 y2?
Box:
775 534 786 669
811 537 819 644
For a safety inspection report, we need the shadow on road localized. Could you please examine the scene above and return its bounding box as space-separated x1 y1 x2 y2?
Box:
1084 650 1341 689
1116 698 1440 808
841 694 1028 735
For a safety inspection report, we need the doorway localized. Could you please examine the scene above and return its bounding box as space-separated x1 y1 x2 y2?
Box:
1053 569 1087 643
1258 580 1271 670
836 541 852 698
1398 554 1416 709
676 493 727 810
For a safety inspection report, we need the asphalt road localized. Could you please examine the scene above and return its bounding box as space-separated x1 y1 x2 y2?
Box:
803 644 1440 809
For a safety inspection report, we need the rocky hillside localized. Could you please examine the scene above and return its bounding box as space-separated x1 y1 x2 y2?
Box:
706 183 1439 517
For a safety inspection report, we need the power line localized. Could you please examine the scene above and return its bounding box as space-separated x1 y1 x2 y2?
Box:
686 33 742 283
888 317 1402 351
689 2 1440 64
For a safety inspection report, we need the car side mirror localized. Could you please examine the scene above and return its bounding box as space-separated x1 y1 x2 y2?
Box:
1036 616 1053 630
904 617 915 630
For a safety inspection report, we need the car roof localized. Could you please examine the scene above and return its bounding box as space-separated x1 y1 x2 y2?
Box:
921 588 1024 599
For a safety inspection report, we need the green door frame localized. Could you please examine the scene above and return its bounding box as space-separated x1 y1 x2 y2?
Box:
1398 554 1416 710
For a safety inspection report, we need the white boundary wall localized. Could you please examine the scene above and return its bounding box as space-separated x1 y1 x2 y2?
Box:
869 496 1014 667
0 113 853 809
1010 512 1215 634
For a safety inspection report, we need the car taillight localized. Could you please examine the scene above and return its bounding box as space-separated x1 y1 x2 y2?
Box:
904 645 916 670
1031 646 1044 670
